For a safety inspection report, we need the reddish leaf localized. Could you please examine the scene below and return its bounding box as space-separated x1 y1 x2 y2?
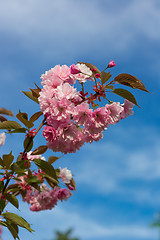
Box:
114 73 149 92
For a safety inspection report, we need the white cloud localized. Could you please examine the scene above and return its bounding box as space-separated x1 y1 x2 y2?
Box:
5 203 156 240
0 0 160 58
72 125 160 205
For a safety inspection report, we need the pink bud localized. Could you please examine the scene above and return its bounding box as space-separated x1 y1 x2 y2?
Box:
68 185 74 191
70 64 81 74
108 60 116 68
95 73 101 78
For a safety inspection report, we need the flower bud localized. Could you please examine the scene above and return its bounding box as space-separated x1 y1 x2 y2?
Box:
70 64 81 74
108 60 116 68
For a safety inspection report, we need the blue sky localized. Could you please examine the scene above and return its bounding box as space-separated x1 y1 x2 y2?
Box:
0 0 160 239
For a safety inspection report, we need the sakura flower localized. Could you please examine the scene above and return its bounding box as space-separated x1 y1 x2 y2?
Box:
70 64 81 74
73 102 92 125
74 63 93 83
56 82 79 100
27 151 46 161
49 98 73 123
43 126 57 142
38 85 56 114
0 132 6 146
120 99 134 118
57 188 72 201
59 167 72 184
106 102 123 124
92 107 110 129
41 68 63 88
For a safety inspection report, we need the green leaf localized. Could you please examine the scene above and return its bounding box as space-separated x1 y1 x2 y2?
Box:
0 199 6 211
4 193 19 209
31 145 48 155
11 162 26 173
45 176 58 188
0 181 4 191
77 62 101 74
0 157 4 167
48 156 60 164
22 91 39 104
105 85 114 90
6 184 20 194
114 73 149 92
0 108 14 117
24 137 33 152
29 88 40 98
3 151 14 169
0 121 22 130
7 223 19 240
34 82 41 91
70 178 76 191
25 176 42 184
29 111 43 122
9 128 28 133
33 159 58 181
0 221 20 240
113 88 140 107
0 114 7 122
2 212 34 232
101 71 112 84
16 110 34 128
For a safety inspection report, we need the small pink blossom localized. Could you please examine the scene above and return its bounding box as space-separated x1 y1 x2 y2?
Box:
108 60 116 68
27 151 46 161
43 126 57 142
0 132 6 146
70 64 81 74
106 102 123 124
73 102 92 126
41 65 75 87
38 85 56 114
57 188 72 201
59 167 72 184
120 99 134 118
74 64 93 83
92 107 110 129
56 83 79 100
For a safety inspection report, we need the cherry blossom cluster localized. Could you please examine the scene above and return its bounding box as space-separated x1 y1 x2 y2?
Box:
16 165 73 212
38 63 134 154
23 184 72 212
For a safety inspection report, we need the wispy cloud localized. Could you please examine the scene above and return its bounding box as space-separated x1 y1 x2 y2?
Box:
72 125 160 205
5 203 156 240
0 0 160 59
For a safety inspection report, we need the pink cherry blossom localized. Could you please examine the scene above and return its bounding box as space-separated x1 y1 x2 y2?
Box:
56 82 79 100
43 126 57 142
0 132 6 146
70 64 81 74
57 188 72 201
39 64 134 154
38 85 56 114
120 99 134 118
92 107 110 129
73 102 92 126
105 102 123 124
59 167 72 184
27 151 46 161
74 63 93 83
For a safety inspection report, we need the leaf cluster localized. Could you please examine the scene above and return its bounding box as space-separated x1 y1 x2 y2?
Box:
79 62 149 107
